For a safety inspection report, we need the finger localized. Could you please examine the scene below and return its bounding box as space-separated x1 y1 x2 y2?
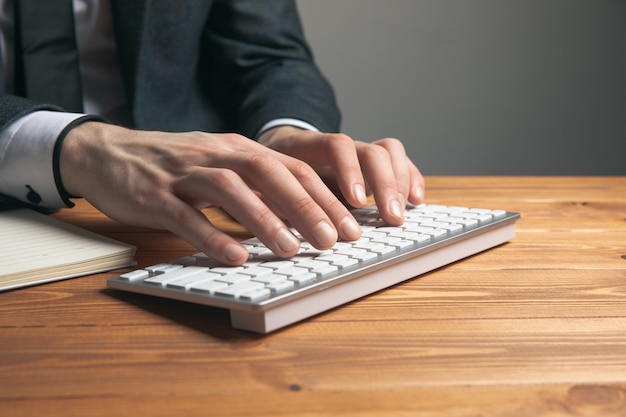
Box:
369 138 425 205
406 157 425 204
371 138 412 201
157 195 251 266
174 166 303 259
280 156 363 242
237 152 362 246
274 132 368 208
355 141 405 225
200 139 362 244
324 134 368 208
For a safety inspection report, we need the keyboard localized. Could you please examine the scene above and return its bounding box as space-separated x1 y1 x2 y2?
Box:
107 204 520 333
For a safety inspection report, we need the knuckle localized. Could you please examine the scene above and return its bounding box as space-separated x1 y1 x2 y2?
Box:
289 159 316 180
375 136 399 144
188 130 208 140
290 195 321 218
152 197 198 233
253 206 282 230
329 133 354 146
375 137 406 152
360 142 390 161
245 153 283 176
219 132 246 142
227 133 249 144
172 204 196 226
197 228 220 251
323 195 348 214
208 168 243 190
326 133 355 152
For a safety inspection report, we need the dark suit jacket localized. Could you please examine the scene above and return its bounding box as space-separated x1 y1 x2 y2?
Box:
0 0 341 209
1 0 341 134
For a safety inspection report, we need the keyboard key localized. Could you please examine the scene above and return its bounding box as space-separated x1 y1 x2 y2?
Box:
330 257 360 269
246 246 274 257
309 263 339 276
192 256 222 268
170 256 197 266
361 231 388 241
314 253 348 263
352 242 395 255
299 246 334 256
491 209 507 218
259 260 296 270
433 206 468 214
215 273 252 284
274 266 316 278
189 280 229 294
266 279 295 293
390 231 431 244
370 236 405 246
448 217 479 227
144 266 209 286
250 274 289 284
166 271 222 290
145 263 183 274
119 269 150 281
288 273 318 285
211 266 245 275
291 258 333 270
239 266 274 277
215 281 265 298
240 287 272 302
334 248 378 262
413 204 446 213
466 208 491 214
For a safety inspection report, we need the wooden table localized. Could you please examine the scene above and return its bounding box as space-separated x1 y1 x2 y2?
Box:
1 177 625 417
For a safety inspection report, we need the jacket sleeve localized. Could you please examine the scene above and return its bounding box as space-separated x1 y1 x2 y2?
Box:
0 95 61 132
201 0 341 138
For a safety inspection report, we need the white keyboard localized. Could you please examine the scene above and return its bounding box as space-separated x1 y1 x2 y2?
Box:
108 204 519 333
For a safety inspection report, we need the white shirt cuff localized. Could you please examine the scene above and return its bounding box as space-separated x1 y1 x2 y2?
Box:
257 118 320 138
0 111 86 208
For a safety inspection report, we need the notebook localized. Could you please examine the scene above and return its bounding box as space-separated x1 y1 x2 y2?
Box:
0 208 136 291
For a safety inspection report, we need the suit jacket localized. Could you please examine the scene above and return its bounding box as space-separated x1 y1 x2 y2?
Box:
0 0 340 135
0 0 340 210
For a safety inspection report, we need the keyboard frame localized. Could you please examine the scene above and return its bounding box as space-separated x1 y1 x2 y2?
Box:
108 210 519 333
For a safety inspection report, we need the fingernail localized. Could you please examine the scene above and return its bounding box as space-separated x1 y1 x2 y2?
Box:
389 197 404 219
224 243 248 262
276 228 300 253
312 221 337 248
340 215 362 240
415 185 425 202
353 183 367 206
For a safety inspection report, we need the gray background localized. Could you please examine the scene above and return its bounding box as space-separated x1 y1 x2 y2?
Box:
296 0 626 175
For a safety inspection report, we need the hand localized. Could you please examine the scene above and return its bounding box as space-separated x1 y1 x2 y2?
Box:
258 126 425 226
60 122 363 265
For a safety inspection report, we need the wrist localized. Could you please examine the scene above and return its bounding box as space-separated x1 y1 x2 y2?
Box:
57 119 109 199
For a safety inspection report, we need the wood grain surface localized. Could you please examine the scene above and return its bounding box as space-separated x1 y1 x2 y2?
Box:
1 177 625 416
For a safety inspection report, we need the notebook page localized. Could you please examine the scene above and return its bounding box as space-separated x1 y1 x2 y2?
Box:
0 209 135 287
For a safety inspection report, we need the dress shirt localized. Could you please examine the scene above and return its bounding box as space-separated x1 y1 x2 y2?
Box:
0 0 317 208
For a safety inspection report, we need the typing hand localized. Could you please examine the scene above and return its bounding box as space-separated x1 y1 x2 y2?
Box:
257 126 425 226
59 122 362 265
